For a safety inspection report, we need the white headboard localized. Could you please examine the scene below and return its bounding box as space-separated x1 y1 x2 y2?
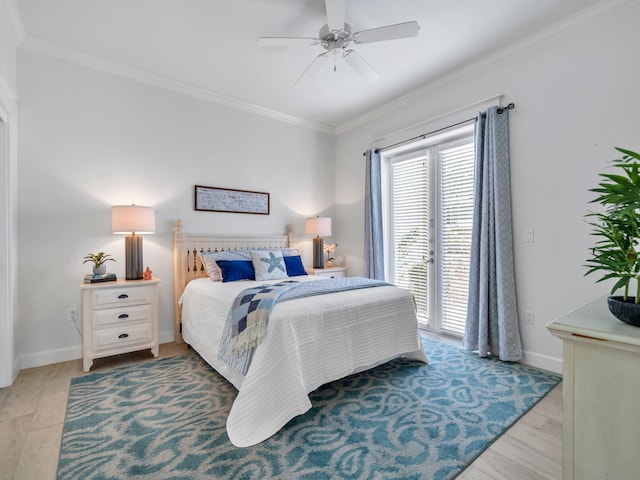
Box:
173 219 292 343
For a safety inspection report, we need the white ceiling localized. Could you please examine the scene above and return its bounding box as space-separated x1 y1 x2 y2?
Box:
13 0 605 130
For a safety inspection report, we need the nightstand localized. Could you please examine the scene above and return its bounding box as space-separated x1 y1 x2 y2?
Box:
80 278 160 372
306 266 348 278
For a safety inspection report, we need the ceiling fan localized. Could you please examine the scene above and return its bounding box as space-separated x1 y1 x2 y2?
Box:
256 0 420 85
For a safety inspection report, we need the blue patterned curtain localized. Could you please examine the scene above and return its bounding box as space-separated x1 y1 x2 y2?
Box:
464 107 523 361
364 149 385 280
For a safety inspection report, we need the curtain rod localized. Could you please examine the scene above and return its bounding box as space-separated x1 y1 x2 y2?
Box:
363 103 515 156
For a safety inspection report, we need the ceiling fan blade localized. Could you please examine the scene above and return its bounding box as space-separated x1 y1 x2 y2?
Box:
342 49 379 83
295 53 329 85
257 37 320 47
325 0 346 31
353 21 420 44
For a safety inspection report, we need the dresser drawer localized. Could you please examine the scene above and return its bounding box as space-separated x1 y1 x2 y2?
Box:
91 285 154 309
93 304 152 329
93 323 152 351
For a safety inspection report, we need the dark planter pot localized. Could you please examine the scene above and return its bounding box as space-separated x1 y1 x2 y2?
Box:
607 296 640 327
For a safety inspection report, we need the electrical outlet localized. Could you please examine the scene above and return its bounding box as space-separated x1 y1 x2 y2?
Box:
524 310 535 325
67 307 78 323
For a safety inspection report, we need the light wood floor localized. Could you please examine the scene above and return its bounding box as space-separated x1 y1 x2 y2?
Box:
0 340 562 480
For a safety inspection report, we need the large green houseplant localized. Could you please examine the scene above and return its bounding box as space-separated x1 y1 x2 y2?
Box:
585 147 640 326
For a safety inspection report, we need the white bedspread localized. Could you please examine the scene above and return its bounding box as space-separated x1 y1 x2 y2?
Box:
180 276 428 447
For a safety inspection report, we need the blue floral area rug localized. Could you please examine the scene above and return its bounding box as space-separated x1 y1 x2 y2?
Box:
57 337 561 480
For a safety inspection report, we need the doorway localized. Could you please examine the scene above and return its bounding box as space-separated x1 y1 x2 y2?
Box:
383 126 475 336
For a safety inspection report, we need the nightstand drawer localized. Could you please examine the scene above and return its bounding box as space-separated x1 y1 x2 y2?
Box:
316 270 347 278
93 304 152 328
93 323 152 351
91 286 154 309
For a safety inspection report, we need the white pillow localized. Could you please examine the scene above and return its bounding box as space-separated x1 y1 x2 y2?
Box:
199 250 252 282
251 250 288 281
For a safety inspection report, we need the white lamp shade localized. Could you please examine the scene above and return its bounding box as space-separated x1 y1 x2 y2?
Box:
305 216 331 237
111 205 156 234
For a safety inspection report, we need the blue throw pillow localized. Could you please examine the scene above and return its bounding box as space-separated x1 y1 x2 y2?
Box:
200 250 252 282
284 255 308 277
216 260 255 282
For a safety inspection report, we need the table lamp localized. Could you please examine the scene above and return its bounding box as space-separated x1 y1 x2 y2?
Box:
305 216 331 269
111 204 155 280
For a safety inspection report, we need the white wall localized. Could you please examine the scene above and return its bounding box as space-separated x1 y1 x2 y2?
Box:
0 0 20 386
0 0 17 92
335 3 640 373
17 50 335 367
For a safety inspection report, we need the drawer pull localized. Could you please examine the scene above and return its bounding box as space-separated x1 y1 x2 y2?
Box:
118 313 129 319
117 294 129 299
118 333 129 339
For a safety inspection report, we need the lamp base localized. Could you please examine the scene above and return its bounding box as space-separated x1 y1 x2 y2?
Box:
312 236 325 269
125 234 144 280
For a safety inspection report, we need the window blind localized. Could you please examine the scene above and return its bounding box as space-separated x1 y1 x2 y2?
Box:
439 143 474 335
390 156 430 323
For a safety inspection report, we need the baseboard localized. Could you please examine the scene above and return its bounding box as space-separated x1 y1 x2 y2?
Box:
522 349 562 375
20 345 83 369
19 329 176 369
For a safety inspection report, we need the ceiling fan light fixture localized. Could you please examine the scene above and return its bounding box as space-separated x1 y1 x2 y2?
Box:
256 0 419 84
318 24 351 52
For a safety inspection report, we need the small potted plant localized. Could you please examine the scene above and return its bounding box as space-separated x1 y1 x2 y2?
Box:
83 252 116 275
585 147 640 326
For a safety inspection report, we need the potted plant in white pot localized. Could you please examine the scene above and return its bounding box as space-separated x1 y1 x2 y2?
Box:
585 147 640 326
83 252 116 275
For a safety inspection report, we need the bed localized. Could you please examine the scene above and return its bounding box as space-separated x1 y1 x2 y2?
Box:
173 219 428 447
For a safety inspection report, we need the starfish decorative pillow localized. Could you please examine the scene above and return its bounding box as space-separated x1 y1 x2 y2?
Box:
251 250 289 281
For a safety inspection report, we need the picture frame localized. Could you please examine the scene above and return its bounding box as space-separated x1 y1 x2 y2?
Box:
194 185 270 215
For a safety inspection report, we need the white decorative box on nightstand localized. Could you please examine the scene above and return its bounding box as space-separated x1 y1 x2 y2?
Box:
306 266 348 278
80 278 160 372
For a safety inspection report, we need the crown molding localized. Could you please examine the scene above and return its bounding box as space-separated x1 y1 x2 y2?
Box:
335 0 640 135
0 0 25 42
19 36 335 135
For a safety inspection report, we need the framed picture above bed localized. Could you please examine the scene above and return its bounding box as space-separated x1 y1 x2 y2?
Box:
194 185 270 215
